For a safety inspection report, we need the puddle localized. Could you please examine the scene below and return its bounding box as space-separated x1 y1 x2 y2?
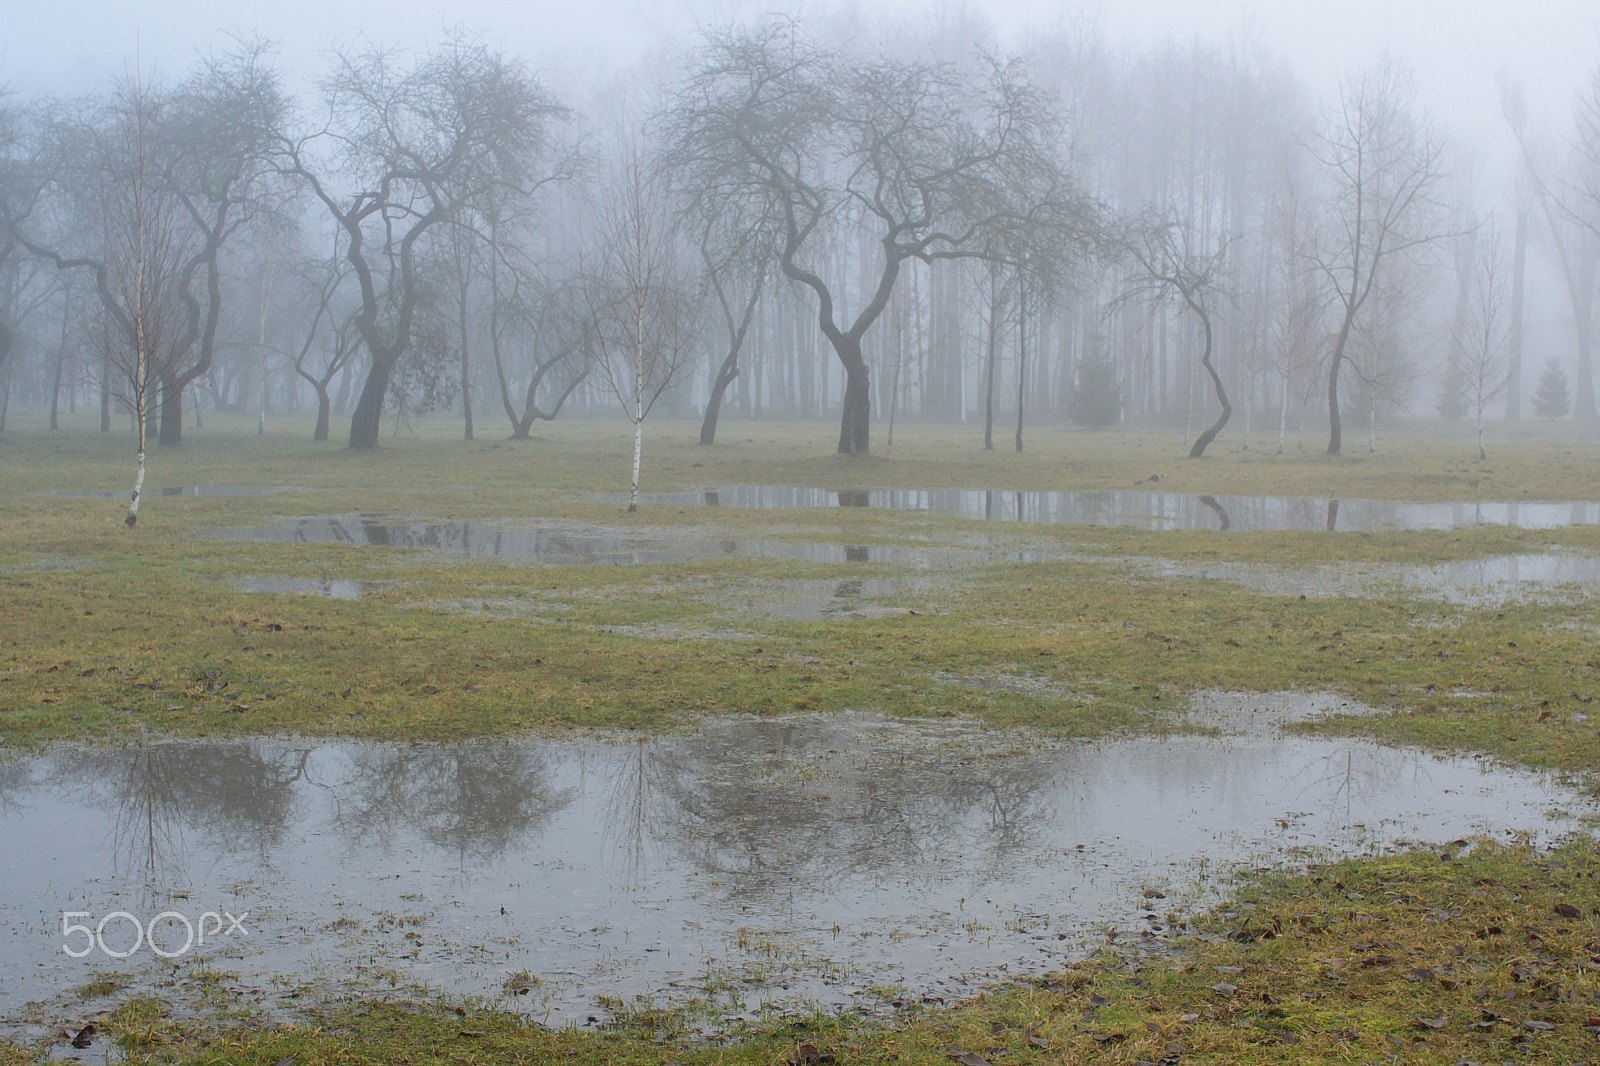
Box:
231 577 363 600
630 486 1600 532
2 700 1591 1025
207 516 955 568
46 486 298 499
1154 551 1600 605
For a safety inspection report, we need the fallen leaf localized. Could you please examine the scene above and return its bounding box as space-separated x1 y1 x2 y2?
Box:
1522 1019 1557 1032
1210 982 1237 997
1414 1015 1448 1030
1178 1013 1200 1023
949 1055 993 1066
1024 1025 1050 1049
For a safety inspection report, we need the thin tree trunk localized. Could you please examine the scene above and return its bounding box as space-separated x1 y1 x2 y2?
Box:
100 348 111 433
983 267 999 451
1505 203 1528 418
1187 302 1230 458
1015 284 1026 453
1277 371 1288 454
459 277 473 440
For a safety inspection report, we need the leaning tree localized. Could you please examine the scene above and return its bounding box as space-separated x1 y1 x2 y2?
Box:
1121 210 1230 458
664 20 1086 454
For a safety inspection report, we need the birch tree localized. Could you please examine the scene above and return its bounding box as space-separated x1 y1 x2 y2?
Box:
582 145 700 511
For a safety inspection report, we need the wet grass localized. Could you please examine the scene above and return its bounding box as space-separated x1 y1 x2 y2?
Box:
5 416 1600 1062
27 838 1596 1066
4 420 1600 781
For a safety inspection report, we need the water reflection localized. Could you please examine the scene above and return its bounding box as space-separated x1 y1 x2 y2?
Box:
641 485 1600 532
335 743 571 864
210 516 918 566
1 707 1590 1022
1163 550 1600 605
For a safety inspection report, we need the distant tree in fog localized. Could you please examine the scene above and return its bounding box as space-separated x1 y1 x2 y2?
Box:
1309 58 1446 455
1532 357 1571 419
664 19 1088 455
274 35 569 449
1504 79 1599 420
1452 222 1509 460
1121 210 1231 458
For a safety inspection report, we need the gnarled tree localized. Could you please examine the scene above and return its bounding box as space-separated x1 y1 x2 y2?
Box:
664 20 1082 454
275 36 568 449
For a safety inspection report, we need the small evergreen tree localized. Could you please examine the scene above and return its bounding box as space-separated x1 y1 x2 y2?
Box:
1531 357 1571 420
1070 333 1121 428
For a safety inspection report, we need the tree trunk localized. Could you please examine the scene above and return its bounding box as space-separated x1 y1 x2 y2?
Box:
314 386 332 442
837 352 870 455
1187 305 1230 458
1015 285 1027 453
699 351 739 445
983 268 999 451
1277 371 1288 454
349 348 398 449
1505 204 1528 418
100 351 111 433
459 284 474 441
157 374 185 446
1326 303 1357 455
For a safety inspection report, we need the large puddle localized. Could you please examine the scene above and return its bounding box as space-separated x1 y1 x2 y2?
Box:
207 516 966 567
630 486 1600 532
1 701 1590 1028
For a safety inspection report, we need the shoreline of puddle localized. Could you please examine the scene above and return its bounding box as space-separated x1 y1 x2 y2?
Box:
3 695 1594 1043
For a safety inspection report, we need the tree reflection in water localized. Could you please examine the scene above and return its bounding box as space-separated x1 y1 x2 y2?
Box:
332 742 571 865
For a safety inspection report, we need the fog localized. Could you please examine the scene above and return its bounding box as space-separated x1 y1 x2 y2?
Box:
3 0 1600 466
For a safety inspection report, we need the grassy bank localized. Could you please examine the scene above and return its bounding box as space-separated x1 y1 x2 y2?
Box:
37 839 1599 1066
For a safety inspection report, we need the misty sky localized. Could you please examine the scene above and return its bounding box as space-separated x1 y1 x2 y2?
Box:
4 0 1598 173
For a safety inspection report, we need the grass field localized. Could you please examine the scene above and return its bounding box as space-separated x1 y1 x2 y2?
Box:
3 411 1599 1065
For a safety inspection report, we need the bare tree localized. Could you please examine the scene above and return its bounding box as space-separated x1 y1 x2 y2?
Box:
275 36 569 449
582 143 701 511
488 252 589 439
1504 78 1599 419
1308 58 1447 454
1454 221 1510 459
664 20 1083 454
1122 211 1231 457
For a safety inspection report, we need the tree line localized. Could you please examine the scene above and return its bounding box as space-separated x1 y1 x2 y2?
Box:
2 15 1600 503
